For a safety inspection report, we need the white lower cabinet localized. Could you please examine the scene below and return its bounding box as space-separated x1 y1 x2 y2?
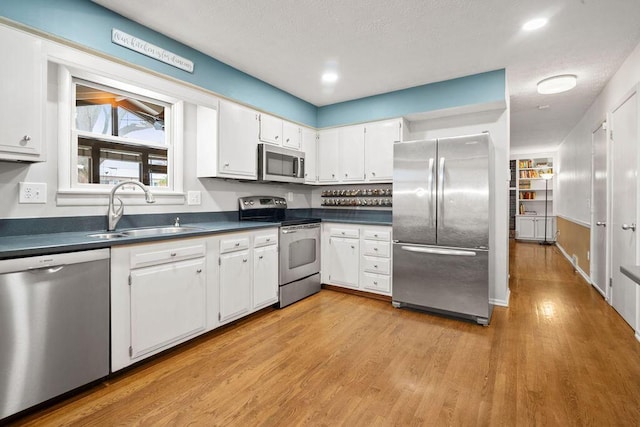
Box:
130 257 206 359
516 216 556 241
322 224 392 296
219 248 252 323
111 227 279 372
111 237 209 371
253 244 279 309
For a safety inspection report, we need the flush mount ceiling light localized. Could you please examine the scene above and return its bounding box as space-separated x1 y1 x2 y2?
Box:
321 71 338 84
522 17 548 31
537 74 577 94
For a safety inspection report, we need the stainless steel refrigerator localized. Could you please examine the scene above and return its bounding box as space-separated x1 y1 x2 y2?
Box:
392 133 492 325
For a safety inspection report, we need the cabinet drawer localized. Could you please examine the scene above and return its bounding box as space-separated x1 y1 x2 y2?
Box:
362 240 390 258
363 229 391 241
361 272 391 293
220 237 250 253
330 228 359 238
131 244 206 269
362 256 390 275
254 233 278 247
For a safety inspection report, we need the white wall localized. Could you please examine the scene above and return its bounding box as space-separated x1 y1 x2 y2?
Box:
405 106 511 307
558 41 640 223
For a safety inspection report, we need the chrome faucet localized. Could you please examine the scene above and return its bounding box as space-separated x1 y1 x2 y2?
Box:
108 180 155 231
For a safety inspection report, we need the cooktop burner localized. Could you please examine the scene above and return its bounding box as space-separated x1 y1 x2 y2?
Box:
238 196 321 226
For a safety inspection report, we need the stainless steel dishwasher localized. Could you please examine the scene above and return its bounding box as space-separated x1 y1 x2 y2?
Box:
0 249 110 420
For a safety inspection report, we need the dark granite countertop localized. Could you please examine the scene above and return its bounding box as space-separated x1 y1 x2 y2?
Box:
0 208 391 259
0 221 279 260
620 265 640 285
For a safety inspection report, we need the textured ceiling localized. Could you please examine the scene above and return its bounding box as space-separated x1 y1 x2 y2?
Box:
92 0 640 151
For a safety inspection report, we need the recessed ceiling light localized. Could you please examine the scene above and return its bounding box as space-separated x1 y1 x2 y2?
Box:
322 72 338 84
522 18 548 31
537 74 577 94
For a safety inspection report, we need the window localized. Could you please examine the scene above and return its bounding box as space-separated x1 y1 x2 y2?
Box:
74 81 169 187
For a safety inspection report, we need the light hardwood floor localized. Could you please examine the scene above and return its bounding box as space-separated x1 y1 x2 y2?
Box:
9 242 640 426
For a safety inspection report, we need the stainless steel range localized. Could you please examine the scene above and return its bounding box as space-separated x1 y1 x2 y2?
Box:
238 196 321 308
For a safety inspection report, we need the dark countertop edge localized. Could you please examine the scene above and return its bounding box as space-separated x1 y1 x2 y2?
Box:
0 221 280 260
321 219 392 226
620 265 640 285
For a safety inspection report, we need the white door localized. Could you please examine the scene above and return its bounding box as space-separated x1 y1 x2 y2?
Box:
328 237 360 288
301 127 317 183
318 128 340 182
610 91 638 328
253 245 279 309
218 101 259 178
339 124 365 182
130 258 206 358
365 120 399 182
591 122 608 297
219 250 252 322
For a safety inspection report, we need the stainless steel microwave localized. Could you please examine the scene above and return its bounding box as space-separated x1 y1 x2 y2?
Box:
257 144 305 184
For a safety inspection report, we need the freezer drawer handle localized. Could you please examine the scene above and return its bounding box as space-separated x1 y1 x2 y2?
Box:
400 246 477 257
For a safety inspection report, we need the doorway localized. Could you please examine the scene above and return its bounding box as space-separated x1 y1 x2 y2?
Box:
591 122 607 297
610 89 638 328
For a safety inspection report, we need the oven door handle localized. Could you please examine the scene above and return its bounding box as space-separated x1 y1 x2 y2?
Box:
281 229 297 234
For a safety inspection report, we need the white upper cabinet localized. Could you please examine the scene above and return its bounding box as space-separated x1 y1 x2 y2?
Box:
339 124 366 182
198 100 258 180
259 113 282 145
282 120 301 150
0 25 44 162
301 126 318 184
317 128 340 182
364 119 401 182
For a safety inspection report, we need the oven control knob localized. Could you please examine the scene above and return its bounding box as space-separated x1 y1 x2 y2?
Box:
243 201 249 206
249 200 254 205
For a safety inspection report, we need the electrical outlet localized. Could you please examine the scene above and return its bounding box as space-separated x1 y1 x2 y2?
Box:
19 182 47 204
187 190 201 205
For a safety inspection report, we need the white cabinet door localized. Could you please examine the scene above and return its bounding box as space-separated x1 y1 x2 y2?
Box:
259 113 282 145
0 25 44 162
130 258 206 359
516 217 536 239
301 127 317 183
328 237 360 288
339 125 365 182
253 244 279 309
282 121 301 149
365 120 399 182
218 100 259 179
219 249 252 322
534 217 555 240
318 128 340 182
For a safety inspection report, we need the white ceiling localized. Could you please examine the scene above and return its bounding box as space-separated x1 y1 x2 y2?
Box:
93 0 640 152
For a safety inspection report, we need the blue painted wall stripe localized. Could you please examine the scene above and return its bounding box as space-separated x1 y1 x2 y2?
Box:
316 70 506 128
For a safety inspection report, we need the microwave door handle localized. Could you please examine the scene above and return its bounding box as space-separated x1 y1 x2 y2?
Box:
293 157 298 177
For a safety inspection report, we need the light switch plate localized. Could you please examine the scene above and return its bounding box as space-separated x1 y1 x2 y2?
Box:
19 182 47 204
187 190 202 205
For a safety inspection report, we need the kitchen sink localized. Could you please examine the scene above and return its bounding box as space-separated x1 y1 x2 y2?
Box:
88 226 204 239
120 226 204 237
87 232 127 239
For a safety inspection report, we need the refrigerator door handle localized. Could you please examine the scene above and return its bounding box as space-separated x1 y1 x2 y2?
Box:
427 157 435 226
400 245 477 257
438 156 445 227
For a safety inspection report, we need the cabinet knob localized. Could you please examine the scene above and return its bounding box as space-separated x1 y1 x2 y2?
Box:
373 281 378 285
286 138 290 142
266 238 271 242
374 265 378 268
374 247 378 251
350 245 355 249
332 174 335 178
243 258 248 263
22 135 31 142
372 172 376 176
235 242 240 247
259 255 263 259
196 269 202 273
170 252 177 257
374 234 378 237
345 173 348 177
275 135 279 139
224 162 230 167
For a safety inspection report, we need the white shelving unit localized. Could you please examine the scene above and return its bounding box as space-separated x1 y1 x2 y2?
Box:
515 156 556 241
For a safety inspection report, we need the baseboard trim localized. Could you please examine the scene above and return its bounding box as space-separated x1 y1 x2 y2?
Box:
556 242 592 285
322 284 392 302
490 288 510 307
